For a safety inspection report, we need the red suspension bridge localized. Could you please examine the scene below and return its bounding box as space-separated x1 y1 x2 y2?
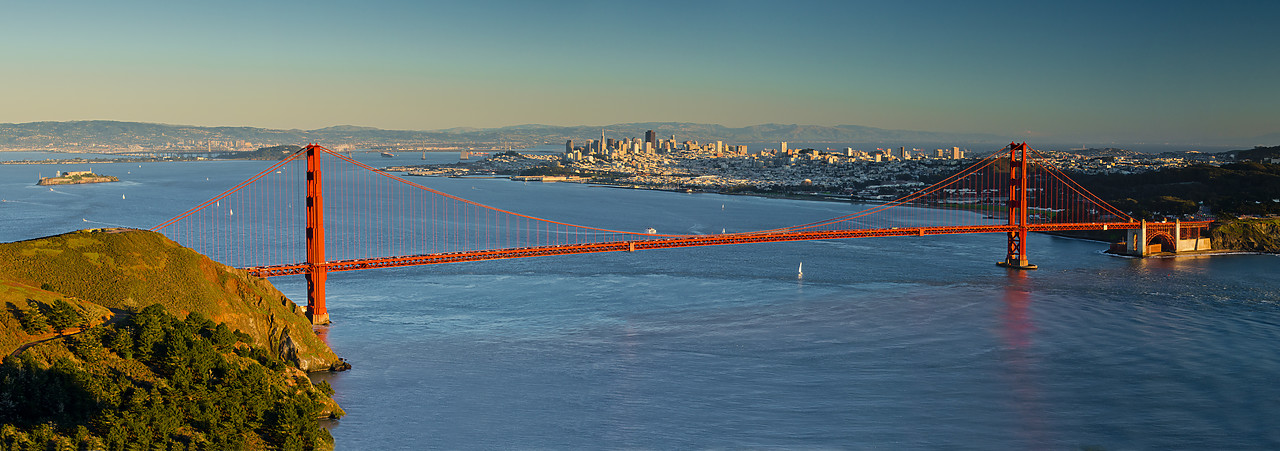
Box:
151 143 1211 324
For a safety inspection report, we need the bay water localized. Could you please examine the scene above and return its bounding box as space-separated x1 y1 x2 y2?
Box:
1 154 1278 449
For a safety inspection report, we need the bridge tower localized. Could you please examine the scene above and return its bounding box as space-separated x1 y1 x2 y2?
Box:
305 144 330 324
999 142 1038 270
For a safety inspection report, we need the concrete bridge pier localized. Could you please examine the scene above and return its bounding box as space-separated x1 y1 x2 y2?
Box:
1124 219 1213 257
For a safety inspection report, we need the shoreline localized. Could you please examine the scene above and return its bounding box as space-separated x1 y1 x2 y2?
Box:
1101 249 1276 259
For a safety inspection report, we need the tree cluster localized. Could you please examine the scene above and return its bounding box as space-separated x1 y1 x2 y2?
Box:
14 299 84 336
1074 162 1280 218
0 304 336 450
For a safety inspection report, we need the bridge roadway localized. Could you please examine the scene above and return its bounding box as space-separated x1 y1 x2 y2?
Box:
243 221 1209 278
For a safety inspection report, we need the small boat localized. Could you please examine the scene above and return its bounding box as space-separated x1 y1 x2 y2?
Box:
645 227 657 234
121 194 125 200
381 152 395 158
798 262 803 279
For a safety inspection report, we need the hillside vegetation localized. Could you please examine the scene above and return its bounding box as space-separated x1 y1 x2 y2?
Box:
1076 161 1280 217
0 229 337 371
1 304 341 449
0 280 112 356
1212 218 1280 252
0 229 346 449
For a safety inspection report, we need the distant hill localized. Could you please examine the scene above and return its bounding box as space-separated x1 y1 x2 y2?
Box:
0 120 1008 149
217 144 302 160
1075 161 1280 217
471 122 1007 146
1226 145 1280 162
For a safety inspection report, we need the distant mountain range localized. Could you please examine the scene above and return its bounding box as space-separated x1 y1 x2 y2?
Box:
1 120 1272 153
0 120 1011 150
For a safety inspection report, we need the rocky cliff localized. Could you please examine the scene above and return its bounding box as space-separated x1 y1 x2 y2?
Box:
1211 218 1280 252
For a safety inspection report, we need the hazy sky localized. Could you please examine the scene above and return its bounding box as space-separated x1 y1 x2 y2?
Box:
3 0 1277 144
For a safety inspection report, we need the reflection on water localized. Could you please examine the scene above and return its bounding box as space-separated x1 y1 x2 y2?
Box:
1000 269 1050 447
1131 253 1214 275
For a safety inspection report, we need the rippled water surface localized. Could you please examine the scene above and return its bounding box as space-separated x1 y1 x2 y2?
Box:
2 156 1278 449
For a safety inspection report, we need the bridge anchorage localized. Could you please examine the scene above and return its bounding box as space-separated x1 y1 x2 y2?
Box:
152 142 1212 324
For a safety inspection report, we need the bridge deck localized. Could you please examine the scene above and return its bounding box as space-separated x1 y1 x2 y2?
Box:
243 221 1208 277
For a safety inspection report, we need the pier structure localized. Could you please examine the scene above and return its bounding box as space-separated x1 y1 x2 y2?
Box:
1121 219 1213 257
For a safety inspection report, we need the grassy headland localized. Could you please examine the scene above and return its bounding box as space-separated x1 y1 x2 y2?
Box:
0 229 345 449
0 229 337 371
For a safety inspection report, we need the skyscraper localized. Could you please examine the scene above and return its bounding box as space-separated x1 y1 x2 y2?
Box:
645 130 656 147
565 140 573 152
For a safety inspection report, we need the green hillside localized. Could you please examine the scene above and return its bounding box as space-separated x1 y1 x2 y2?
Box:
1075 161 1280 217
1212 218 1280 252
1 304 341 449
0 280 112 356
0 229 346 449
0 229 338 371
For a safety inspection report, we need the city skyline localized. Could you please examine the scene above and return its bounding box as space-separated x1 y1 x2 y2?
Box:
2 1 1278 146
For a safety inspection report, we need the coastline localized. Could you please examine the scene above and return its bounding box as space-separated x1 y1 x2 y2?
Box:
36 176 119 186
1101 248 1275 259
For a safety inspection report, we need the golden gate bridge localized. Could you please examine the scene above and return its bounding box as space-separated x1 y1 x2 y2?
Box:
151 143 1211 324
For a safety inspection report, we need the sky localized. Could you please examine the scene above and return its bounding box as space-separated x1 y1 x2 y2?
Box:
2 0 1278 145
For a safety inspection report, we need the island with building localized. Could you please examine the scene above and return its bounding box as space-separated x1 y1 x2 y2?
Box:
36 170 119 185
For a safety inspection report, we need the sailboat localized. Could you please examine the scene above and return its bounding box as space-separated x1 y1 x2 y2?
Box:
121 194 125 200
798 262 803 279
